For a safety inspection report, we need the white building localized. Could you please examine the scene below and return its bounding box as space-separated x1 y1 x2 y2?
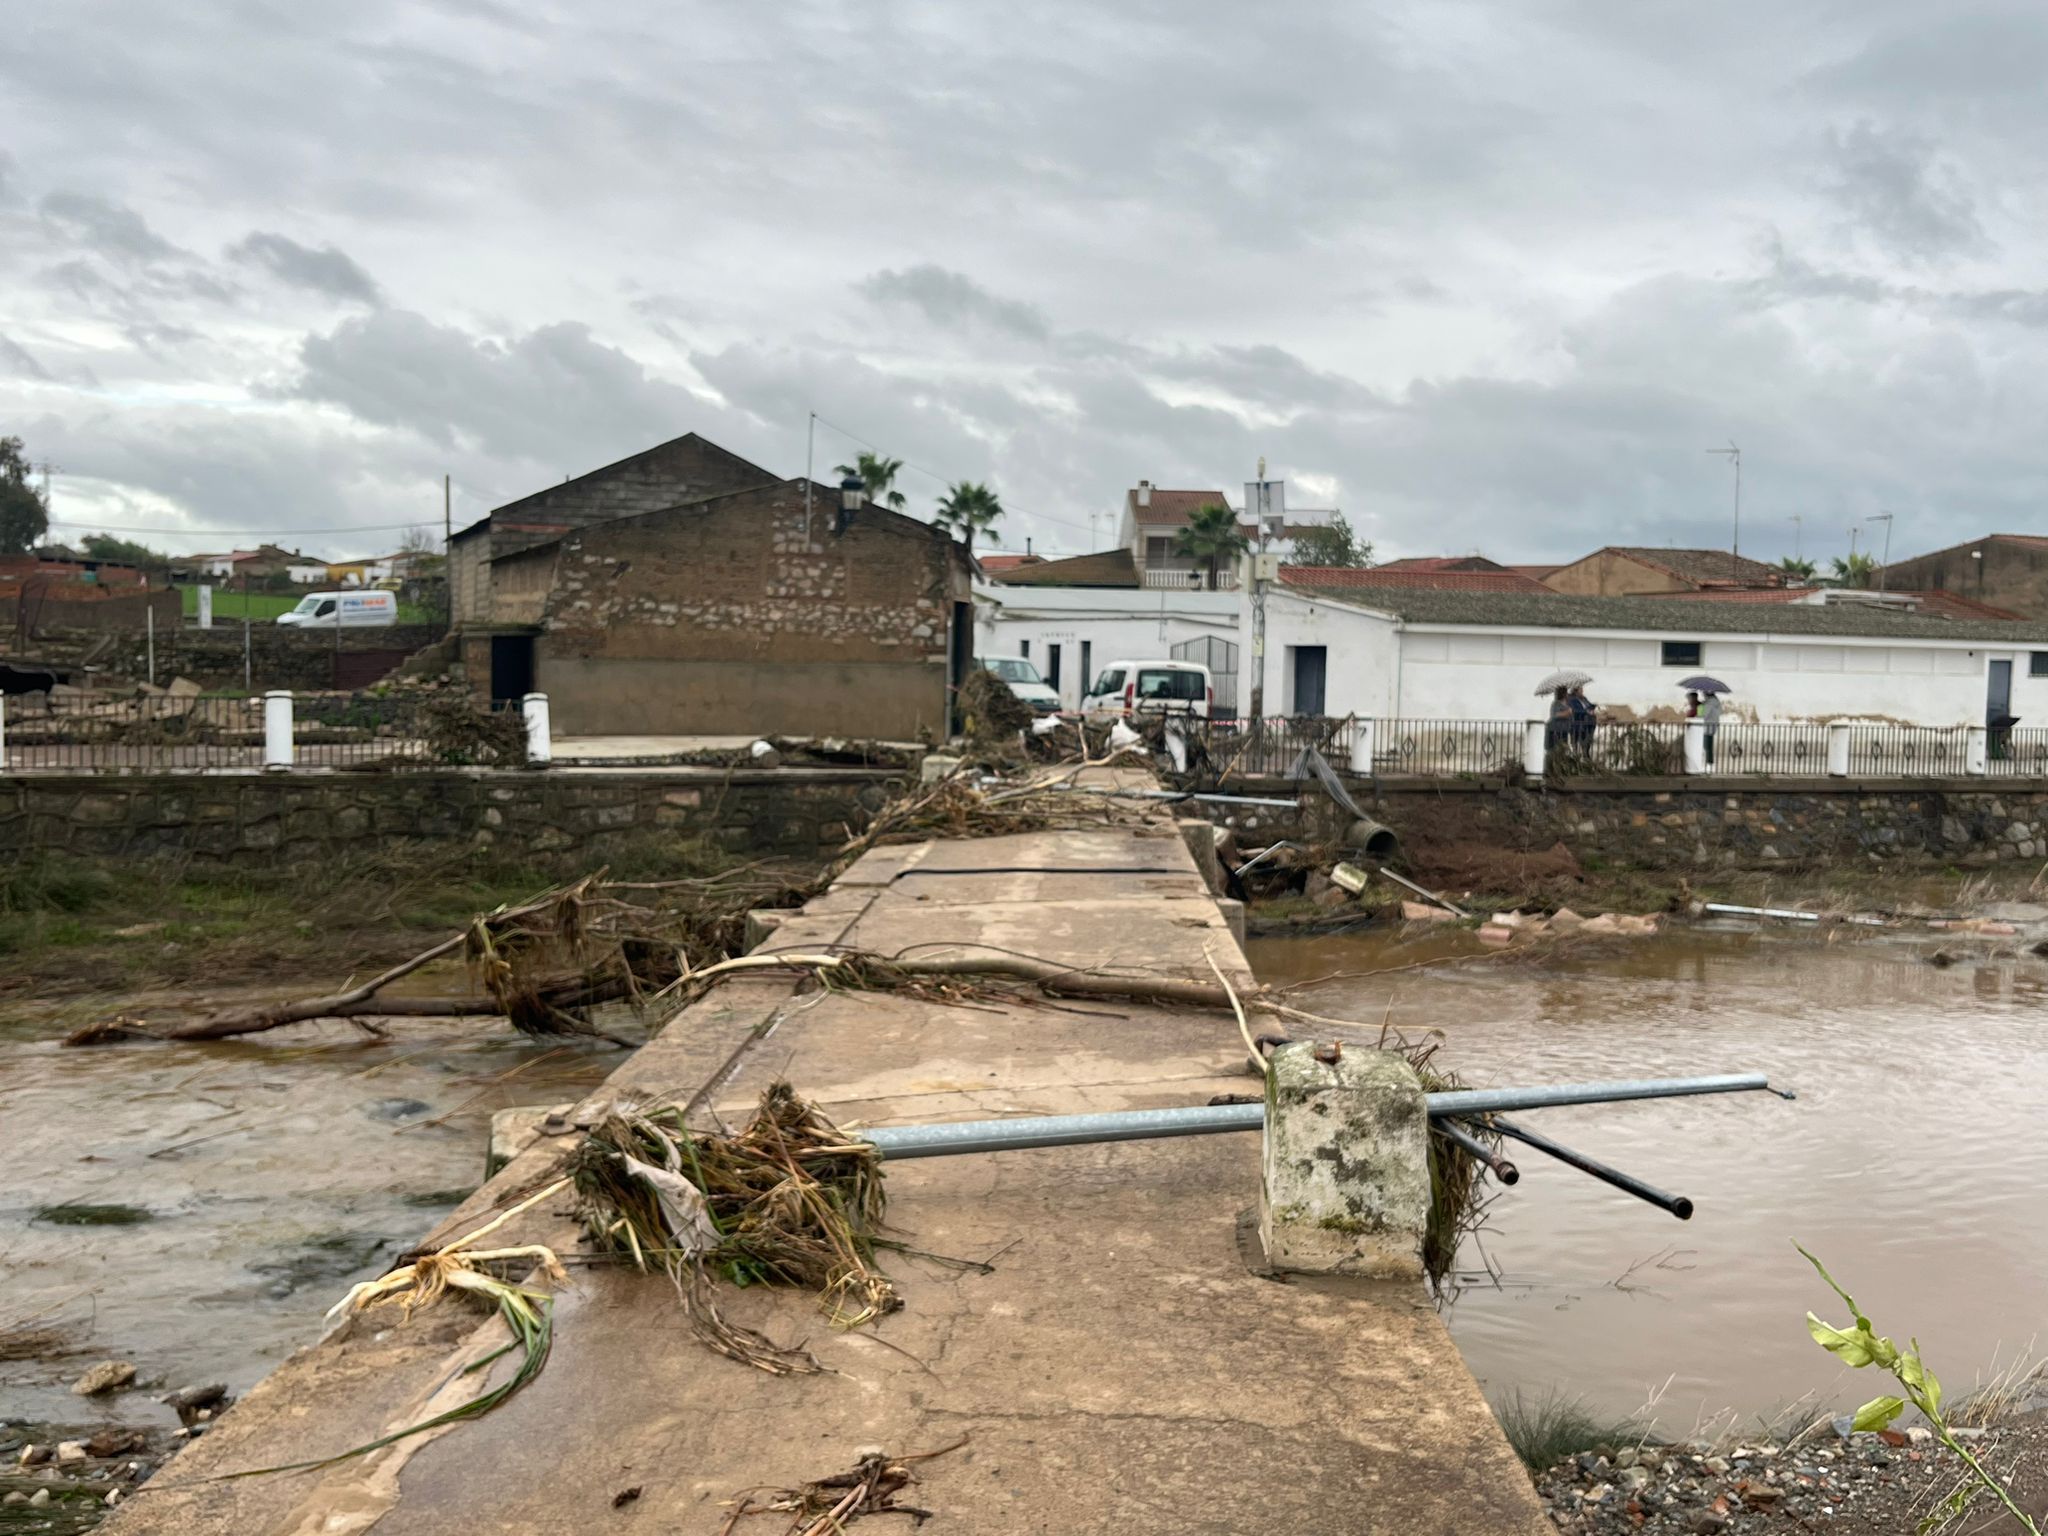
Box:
1115 480 1335 590
1246 578 2048 728
975 548 1241 710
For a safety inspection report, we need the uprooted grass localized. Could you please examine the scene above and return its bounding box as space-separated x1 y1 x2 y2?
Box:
1493 1388 1643 1472
1395 1029 1507 1291
572 1083 896 1374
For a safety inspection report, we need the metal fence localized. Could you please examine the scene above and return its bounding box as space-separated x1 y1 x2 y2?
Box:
292 693 434 769
1845 725 1969 777
1987 727 2048 777
1195 716 1360 777
1548 721 1685 778
1373 718 1523 778
0 692 267 772
1701 723 1832 776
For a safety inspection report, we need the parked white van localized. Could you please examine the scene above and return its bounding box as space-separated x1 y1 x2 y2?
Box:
980 656 1062 714
1081 659 1213 719
277 590 399 628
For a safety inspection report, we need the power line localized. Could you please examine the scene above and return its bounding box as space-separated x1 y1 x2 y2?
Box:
47 518 429 537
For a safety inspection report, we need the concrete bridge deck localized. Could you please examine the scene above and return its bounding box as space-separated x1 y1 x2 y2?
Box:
107 784 1548 1535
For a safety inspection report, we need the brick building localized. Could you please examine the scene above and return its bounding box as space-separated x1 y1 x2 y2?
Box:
450 432 778 628
473 478 974 738
1542 546 1785 596
1880 534 2048 620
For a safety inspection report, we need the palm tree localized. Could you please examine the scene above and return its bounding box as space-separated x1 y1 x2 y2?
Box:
1831 552 1877 589
935 481 1005 554
833 452 907 511
1173 502 1252 590
1778 556 1817 584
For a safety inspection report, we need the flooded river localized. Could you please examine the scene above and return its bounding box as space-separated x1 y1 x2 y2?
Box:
0 1012 612 1424
1248 924 2048 1435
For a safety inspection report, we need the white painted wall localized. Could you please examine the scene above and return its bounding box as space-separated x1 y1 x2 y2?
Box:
977 583 1239 710
1254 586 2048 727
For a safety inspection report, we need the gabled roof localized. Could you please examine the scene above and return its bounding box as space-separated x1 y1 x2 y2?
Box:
977 554 1044 573
1647 586 2025 621
1127 488 1233 525
1886 532 2048 567
1563 546 1785 586
991 548 1139 588
1280 565 1554 594
1276 581 2048 640
454 432 778 542
1373 556 1510 574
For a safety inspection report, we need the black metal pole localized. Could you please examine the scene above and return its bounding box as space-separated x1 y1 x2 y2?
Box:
1434 1118 1518 1185
1464 1114 1693 1220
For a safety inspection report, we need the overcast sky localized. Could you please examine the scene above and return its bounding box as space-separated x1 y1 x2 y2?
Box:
4 1 2046 563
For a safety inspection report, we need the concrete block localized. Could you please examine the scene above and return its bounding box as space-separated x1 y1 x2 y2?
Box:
1260 1042 1428 1281
919 753 963 784
1215 897 1246 949
1176 817 1225 894
487 1103 572 1178
744 908 790 952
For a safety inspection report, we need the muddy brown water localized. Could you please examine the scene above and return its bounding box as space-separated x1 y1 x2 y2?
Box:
0 1009 612 1425
1247 923 2048 1436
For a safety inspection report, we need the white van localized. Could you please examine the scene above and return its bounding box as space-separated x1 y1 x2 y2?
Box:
277 590 399 628
980 656 1062 714
1082 659 1213 719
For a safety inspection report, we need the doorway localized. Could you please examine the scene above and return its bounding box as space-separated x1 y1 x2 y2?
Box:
1988 658 2014 726
1291 645 1327 716
1046 642 1063 698
1079 641 1092 706
489 634 535 703
949 601 973 735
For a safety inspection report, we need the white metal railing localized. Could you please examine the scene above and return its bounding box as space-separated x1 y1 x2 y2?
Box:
1140 567 1239 590
0 690 552 774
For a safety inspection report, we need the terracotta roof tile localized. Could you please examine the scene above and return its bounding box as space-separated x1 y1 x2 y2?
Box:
992 548 1139 588
1129 488 1233 525
1279 565 1555 594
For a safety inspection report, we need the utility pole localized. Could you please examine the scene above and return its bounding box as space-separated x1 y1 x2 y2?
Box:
1867 512 1895 593
443 473 453 625
1248 456 1270 732
1788 514 1802 563
804 411 816 535
1706 442 1740 580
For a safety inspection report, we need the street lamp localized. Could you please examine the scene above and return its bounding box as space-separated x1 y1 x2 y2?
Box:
835 476 866 535
1866 512 1895 593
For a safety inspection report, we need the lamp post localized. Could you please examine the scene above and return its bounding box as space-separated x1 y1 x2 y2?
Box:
836 475 865 535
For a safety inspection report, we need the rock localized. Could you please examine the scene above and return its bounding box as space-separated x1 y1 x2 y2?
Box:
363 1097 432 1123
1703 1455 1730 1474
72 1358 137 1395
1399 900 1456 924
1618 1466 1650 1491
18 1443 50 1466
86 1429 145 1458
1312 884 1351 910
1305 870 1334 899
3 1490 26 1505
747 741 783 769
29 1488 51 1507
1477 923 1515 945
162 1381 231 1423
105 1488 123 1507
1581 914 1622 935
1690 1510 1728 1533
1906 1426 1933 1446
56 1440 89 1464
1877 1428 1907 1447
1549 907 1586 932
1741 1483 1785 1505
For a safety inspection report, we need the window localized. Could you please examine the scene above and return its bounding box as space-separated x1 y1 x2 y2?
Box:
1018 639 1029 659
1136 668 1205 701
2031 652 2048 678
1092 669 1126 697
984 658 1044 685
1079 641 1092 699
1661 640 1702 667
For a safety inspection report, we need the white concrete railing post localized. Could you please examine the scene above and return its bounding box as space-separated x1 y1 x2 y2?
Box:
522 692 552 766
1682 718 1708 775
1826 721 1850 777
262 690 294 770
1967 725 1989 776
1521 720 1547 779
1349 718 1375 775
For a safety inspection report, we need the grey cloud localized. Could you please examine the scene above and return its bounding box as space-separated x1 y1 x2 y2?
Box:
0 331 51 380
860 266 1050 342
39 190 181 263
1825 121 1985 261
287 309 702 465
228 232 381 306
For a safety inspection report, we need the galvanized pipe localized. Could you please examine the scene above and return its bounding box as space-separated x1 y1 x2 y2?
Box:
1433 1117 1518 1185
1470 1114 1693 1221
859 1073 1786 1160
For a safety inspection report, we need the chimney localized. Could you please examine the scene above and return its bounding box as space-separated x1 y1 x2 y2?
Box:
1136 481 1152 508
1025 536 1033 555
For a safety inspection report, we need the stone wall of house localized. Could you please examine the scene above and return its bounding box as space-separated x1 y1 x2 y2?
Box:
507 481 970 739
1231 775 2048 871
0 769 905 864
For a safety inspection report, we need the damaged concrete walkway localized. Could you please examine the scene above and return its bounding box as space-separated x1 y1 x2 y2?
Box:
107 780 1548 1535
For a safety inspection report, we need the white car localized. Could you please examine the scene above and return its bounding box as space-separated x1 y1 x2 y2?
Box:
980 656 1062 713
1082 659 1213 719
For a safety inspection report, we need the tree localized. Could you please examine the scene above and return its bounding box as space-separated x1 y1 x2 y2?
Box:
1778 556 1817 583
81 533 167 570
1173 502 1252 590
0 436 49 555
934 481 1004 554
833 452 907 511
1831 552 1876 589
1288 512 1373 568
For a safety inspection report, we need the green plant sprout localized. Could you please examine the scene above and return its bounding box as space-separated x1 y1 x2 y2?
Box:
1798 1243 2039 1535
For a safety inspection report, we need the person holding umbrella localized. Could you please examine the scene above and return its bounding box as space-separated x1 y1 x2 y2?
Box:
1535 669 1594 761
1680 675 1731 765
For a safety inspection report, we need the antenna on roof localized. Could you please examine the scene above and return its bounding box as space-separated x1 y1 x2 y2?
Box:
1705 441 1741 582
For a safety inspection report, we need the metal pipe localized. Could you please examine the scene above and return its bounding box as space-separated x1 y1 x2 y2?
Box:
1424 1073 1787 1118
1468 1114 1692 1220
1433 1118 1518 1185
859 1073 1788 1160
1044 784 1301 808
1231 840 1302 879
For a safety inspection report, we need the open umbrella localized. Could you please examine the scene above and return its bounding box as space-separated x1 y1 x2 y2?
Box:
1677 676 1732 694
1533 669 1593 695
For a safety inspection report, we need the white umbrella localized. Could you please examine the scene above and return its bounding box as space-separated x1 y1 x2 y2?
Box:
1534 669 1593 695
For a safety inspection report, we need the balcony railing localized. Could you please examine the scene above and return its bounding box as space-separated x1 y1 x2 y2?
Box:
1140 567 1239 591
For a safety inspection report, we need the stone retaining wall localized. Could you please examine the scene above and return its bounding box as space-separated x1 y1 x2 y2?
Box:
0 769 904 864
1234 775 2048 870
